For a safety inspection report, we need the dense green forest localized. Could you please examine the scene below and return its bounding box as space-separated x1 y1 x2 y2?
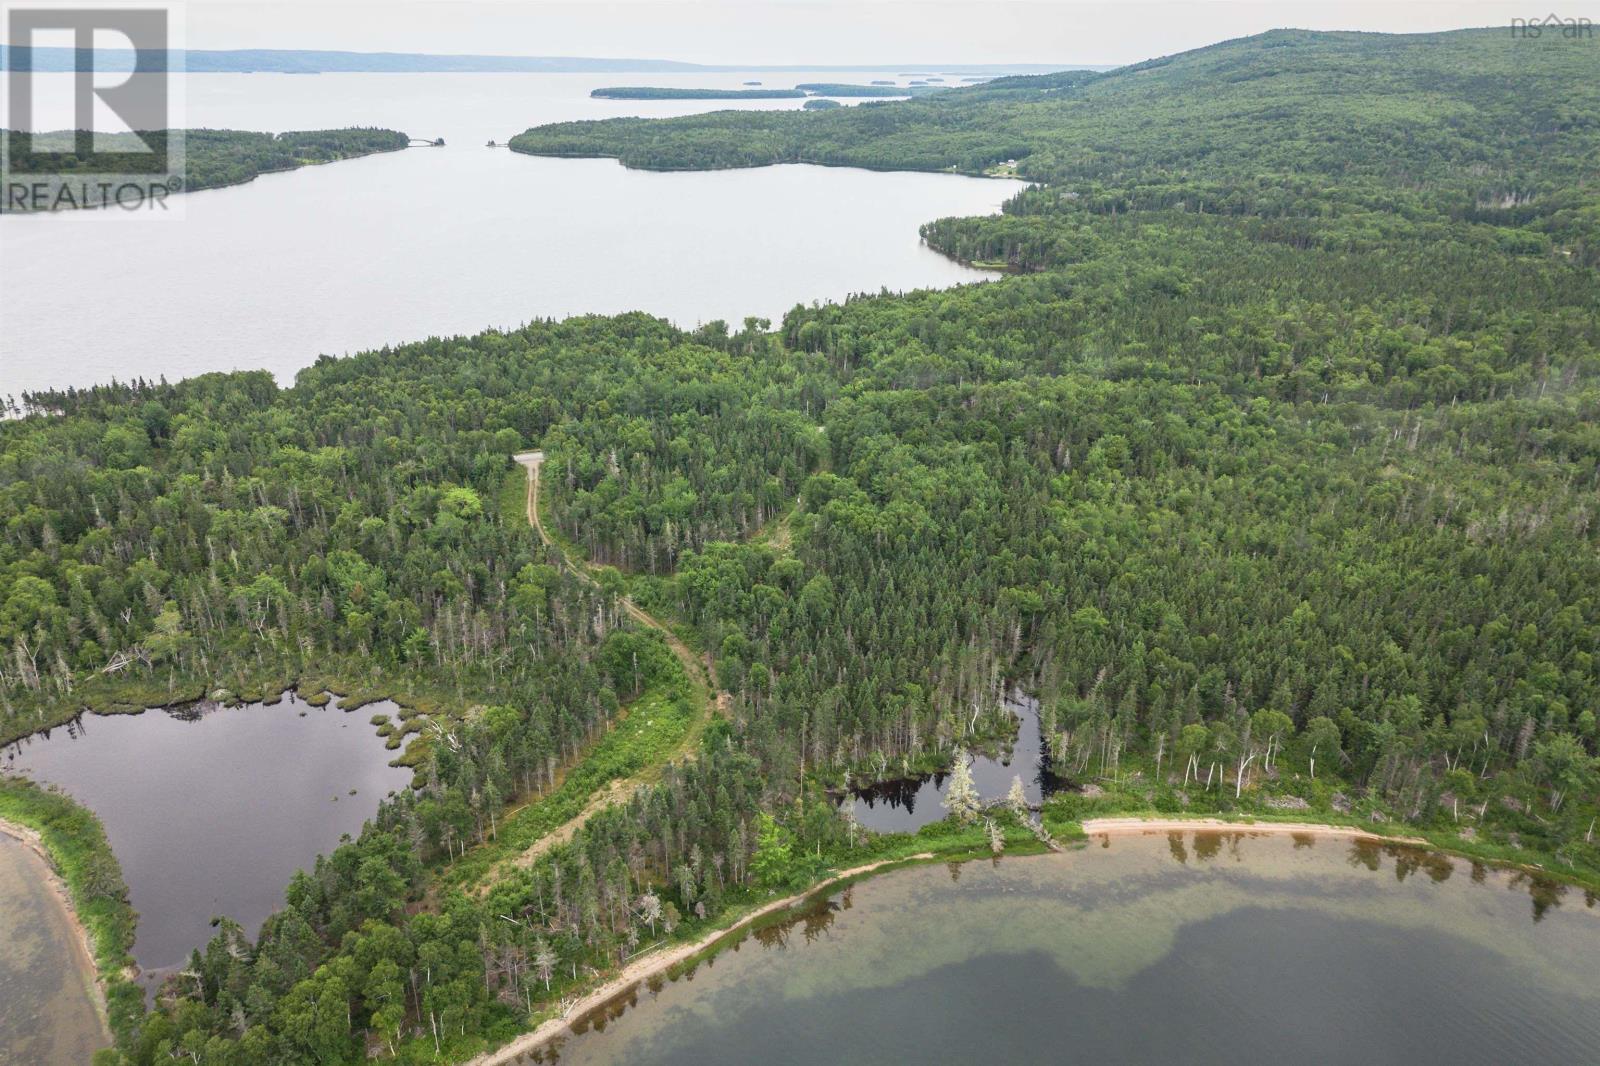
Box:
3 25 1599 1065
512 27 1600 217
0 127 407 211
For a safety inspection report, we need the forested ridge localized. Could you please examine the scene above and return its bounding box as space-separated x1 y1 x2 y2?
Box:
3 25 1600 1065
0 127 407 211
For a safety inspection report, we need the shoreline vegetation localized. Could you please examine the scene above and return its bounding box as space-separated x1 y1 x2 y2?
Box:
0 127 408 213
1 676 436 770
465 851 937 1066
0 816 111 1038
505 148 1012 179
1078 816 1428 846
0 778 140 1054
464 816 1551 1066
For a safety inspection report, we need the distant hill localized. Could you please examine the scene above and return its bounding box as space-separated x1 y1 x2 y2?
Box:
0 46 1099 75
509 26 1600 199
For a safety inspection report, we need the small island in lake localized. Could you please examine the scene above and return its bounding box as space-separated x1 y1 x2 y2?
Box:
591 86 805 99
803 98 843 110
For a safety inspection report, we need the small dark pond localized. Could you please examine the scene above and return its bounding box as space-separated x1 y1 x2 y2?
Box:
846 691 1059 833
1 691 412 987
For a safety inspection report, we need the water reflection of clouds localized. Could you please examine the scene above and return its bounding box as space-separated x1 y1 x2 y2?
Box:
746 833 1600 1003
549 833 1600 1065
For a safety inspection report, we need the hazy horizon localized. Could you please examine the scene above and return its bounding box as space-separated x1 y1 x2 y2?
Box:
9 1 1588 69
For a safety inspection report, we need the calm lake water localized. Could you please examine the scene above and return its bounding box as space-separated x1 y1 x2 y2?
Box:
529 831 1600 1066
0 832 110 1065
0 71 1012 397
0 691 411 986
848 692 1058 833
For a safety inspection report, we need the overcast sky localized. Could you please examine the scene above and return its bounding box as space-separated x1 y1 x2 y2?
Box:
165 1 1595 66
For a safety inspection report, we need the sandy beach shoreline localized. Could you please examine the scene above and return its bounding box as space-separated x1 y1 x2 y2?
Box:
1081 816 1429 846
466 851 934 1066
0 816 113 1029
470 817 1439 1064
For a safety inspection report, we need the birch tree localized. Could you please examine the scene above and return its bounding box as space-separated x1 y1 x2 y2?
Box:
943 749 981 824
1006 775 1029 820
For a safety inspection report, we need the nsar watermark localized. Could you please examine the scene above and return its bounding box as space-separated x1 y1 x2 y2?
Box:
1 2 186 216
1510 13 1594 38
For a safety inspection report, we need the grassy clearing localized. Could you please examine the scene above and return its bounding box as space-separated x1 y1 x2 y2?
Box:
494 465 529 533
443 680 698 890
449 454 724 892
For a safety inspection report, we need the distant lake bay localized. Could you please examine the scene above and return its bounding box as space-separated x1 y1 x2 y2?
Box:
0 71 1012 397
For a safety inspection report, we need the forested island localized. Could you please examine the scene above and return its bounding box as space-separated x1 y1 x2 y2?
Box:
589 86 805 99
792 81 929 96
1 127 408 211
3 24 1600 1066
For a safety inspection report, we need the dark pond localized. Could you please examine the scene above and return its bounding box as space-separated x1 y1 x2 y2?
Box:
525 831 1600 1066
846 691 1059 833
0 691 412 988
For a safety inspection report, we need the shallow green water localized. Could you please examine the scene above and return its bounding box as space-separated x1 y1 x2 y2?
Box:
0 834 109 1066
529 831 1600 1066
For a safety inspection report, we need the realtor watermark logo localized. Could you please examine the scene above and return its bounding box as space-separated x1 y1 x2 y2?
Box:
1510 13 1594 38
1 2 186 216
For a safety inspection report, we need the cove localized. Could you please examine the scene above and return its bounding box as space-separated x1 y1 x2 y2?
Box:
524 831 1600 1066
0 691 411 988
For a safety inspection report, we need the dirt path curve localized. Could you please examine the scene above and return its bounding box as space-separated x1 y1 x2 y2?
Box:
501 453 726 873
516 451 717 698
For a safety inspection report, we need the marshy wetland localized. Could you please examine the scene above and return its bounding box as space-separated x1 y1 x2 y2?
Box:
845 692 1059 833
